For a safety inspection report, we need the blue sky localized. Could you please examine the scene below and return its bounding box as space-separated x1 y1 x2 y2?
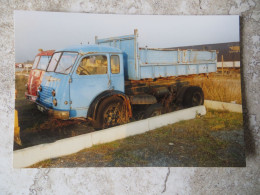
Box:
15 11 239 63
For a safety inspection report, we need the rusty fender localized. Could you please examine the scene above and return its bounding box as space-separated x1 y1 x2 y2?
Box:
87 90 132 120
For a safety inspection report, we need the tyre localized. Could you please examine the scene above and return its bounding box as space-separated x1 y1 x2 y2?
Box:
93 97 128 130
183 86 204 108
144 103 164 118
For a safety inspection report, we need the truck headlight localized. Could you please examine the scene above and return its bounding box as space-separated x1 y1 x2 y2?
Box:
53 98 57 106
52 89 56 97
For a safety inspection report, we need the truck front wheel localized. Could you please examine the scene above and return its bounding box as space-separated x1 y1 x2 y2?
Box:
93 97 128 130
183 86 204 108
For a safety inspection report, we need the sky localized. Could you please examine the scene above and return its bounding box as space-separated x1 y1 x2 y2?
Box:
15 11 239 63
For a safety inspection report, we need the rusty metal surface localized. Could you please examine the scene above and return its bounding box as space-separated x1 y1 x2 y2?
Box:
36 102 70 120
89 91 133 121
129 94 157 104
150 87 169 97
36 50 55 56
125 74 207 95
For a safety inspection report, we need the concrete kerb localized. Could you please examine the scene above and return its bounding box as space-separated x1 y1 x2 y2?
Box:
13 105 206 168
13 133 93 168
204 100 242 113
91 119 150 145
148 106 206 130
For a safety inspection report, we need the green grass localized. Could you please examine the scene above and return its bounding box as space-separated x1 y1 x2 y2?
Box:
30 109 245 168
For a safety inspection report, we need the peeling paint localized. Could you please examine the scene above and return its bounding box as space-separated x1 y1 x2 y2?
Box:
45 76 61 82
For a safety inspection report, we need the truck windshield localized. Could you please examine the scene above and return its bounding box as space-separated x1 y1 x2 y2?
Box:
47 52 62 72
55 52 78 74
32 56 40 69
37 56 52 70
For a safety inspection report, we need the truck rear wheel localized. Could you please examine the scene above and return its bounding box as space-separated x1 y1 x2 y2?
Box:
183 86 204 108
144 103 164 118
93 97 128 130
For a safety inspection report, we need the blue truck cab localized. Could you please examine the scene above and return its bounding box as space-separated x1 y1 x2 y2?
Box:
37 29 217 129
36 45 128 121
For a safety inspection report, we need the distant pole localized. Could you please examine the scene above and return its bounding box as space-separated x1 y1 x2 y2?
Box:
222 55 224 76
95 36 98 44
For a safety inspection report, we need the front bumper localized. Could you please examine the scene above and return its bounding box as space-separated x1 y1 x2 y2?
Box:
25 92 37 102
36 102 70 120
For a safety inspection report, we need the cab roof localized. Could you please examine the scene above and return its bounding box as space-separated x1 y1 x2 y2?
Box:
37 50 55 56
56 45 122 54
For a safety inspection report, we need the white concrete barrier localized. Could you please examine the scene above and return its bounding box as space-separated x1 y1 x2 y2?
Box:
13 105 206 168
91 119 150 145
13 133 93 168
148 106 206 130
204 100 242 113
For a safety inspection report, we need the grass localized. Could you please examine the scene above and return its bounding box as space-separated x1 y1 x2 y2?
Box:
15 74 28 100
190 73 242 104
30 109 245 168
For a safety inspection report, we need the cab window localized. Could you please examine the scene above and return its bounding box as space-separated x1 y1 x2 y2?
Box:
111 55 120 74
55 52 78 74
76 55 107 75
47 52 61 72
32 56 40 69
37 56 52 70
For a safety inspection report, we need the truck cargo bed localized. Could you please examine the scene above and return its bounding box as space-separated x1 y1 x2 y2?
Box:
96 30 217 80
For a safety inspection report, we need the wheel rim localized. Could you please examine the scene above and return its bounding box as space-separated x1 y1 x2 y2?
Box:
103 102 123 128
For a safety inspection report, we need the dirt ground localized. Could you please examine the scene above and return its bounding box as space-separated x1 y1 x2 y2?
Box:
30 110 245 167
14 98 95 150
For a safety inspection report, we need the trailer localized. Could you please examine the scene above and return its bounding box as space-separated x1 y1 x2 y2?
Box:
36 30 217 129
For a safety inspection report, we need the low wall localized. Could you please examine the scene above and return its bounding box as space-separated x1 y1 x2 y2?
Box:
204 100 242 113
13 106 206 168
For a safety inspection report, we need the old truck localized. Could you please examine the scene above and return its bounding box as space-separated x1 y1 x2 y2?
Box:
36 30 217 129
25 49 55 102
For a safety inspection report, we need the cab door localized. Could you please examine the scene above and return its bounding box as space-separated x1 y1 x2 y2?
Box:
69 54 110 118
109 54 124 93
